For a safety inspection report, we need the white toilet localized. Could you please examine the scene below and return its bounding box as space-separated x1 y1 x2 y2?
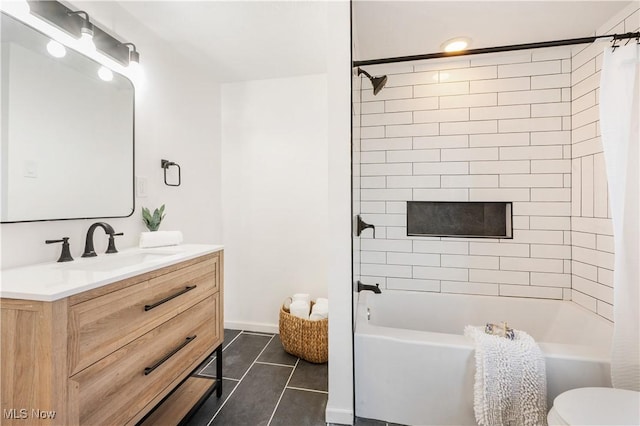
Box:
548 387 640 425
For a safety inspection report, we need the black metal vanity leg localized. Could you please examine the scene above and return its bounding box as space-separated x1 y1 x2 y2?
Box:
216 344 223 397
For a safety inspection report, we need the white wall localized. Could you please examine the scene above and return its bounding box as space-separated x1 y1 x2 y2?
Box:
221 3 353 422
355 49 574 301
326 1 354 423
221 74 329 332
569 3 639 320
0 1 222 268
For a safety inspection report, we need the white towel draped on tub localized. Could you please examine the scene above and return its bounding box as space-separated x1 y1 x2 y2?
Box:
464 326 547 426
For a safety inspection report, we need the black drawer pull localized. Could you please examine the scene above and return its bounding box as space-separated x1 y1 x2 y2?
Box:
144 285 196 311
144 335 196 376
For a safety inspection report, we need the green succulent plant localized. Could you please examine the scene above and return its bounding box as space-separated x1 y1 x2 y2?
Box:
142 204 166 232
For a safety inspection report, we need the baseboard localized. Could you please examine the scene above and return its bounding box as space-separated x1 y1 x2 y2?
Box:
224 320 279 334
325 406 354 425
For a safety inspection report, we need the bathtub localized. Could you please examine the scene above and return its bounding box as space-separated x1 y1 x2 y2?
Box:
355 290 613 425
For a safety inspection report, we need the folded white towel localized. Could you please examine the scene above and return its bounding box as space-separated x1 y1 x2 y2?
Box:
315 297 329 307
289 300 310 320
465 325 547 426
139 231 183 248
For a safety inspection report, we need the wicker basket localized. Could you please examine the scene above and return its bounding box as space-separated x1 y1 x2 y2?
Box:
279 302 328 363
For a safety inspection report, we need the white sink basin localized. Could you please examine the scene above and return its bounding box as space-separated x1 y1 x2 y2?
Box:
58 251 177 272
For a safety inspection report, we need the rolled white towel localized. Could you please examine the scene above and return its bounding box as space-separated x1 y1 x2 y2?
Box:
283 297 292 312
315 297 328 307
310 302 328 321
139 231 183 248
292 293 310 304
309 313 326 321
289 300 310 320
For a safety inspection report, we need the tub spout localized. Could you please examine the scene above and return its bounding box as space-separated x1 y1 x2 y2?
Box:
357 280 382 294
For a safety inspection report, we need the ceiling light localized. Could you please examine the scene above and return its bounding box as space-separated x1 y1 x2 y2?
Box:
29 2 141 69
46 40 66 58
98 66 113 82
441 37 471 53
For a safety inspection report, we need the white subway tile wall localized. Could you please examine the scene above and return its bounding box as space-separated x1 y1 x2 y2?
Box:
357 49 573 302
354 3 639 322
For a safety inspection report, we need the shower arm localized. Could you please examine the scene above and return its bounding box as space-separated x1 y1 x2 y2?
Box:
357 68 373 79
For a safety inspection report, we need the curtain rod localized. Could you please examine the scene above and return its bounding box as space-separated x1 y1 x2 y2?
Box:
353 31 640 67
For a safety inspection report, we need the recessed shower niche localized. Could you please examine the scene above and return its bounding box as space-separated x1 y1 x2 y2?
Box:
407 201 513 239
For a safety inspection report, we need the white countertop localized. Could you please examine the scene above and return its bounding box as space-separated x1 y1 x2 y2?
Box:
0 244 223 302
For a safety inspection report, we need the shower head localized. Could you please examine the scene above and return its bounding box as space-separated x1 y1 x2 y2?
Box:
357 68 388 95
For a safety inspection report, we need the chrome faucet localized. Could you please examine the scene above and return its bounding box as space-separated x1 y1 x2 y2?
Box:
357 280 382 294
82 222 122 257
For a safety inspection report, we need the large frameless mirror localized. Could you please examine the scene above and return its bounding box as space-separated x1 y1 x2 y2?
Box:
1 12 134 223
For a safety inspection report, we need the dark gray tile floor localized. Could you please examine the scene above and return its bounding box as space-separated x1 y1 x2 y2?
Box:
185 329 328 426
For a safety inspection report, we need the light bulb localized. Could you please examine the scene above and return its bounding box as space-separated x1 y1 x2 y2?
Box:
46 40 66 58
98 66 113 82
79 30 95 52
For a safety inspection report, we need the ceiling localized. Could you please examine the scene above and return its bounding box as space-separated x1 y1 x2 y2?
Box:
116 1 329 82
353 1 633 62
76 1 633 82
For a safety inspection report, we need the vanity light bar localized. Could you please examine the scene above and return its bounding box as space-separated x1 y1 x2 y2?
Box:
27 0 136 66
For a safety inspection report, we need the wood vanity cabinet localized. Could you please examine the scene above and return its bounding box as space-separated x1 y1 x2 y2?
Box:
0 251 224 426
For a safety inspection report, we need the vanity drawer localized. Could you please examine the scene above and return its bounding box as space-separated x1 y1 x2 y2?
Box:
68 256 219 375
69 293 220 426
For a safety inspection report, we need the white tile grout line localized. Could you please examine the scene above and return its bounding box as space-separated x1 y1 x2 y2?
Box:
197 330 254 376
196 371 240 381
286 386 328 395
242 331 276 337
205 333 276 426
198 357 217 377
223 331 244 348
266 357 300 426
255 361 296 368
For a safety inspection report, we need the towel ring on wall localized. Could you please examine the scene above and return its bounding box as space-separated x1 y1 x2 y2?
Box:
161 159 181 187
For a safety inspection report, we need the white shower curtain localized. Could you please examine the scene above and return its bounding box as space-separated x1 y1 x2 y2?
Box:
599 43 640 392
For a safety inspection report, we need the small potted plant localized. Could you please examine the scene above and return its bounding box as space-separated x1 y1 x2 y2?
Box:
142 204 165 232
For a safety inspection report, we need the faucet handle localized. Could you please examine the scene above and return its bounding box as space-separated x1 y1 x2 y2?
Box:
45 237 74 262
106 232 124 254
